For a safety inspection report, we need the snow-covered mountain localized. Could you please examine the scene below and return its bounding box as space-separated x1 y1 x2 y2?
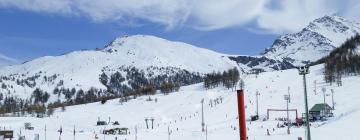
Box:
262 15 360 66
102 35 237 72
230 15 360 72
0 35 238 101
0 53 17 67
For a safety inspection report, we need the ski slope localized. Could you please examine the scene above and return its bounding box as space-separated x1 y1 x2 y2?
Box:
1 64 360 140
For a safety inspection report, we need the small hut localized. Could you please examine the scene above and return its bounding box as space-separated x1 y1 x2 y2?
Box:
103 128 129 135
0 130 14 139
309 103 333 121
97 121 107 126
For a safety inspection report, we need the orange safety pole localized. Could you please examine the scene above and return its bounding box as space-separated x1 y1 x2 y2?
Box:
237 90 247 140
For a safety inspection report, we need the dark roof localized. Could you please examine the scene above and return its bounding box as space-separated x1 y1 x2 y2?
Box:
310 103 332 112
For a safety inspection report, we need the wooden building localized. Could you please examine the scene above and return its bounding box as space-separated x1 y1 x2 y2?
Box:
308 103 333 121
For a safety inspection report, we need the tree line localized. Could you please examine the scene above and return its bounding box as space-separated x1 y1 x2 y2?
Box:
0 66 210 116
0 86 115 116
204 67 240 90
100 66 202 96
315 34 360 85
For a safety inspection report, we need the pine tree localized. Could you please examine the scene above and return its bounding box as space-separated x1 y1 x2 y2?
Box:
99 72 108 86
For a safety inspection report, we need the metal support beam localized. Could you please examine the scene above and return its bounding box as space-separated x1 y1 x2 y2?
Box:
298 66 311 140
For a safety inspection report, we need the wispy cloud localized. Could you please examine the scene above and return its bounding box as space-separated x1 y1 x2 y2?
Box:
0 53 19 66
0 53 17 62
0 0 73 14
189 0 268 30
0 0 358 34
256 0 338 34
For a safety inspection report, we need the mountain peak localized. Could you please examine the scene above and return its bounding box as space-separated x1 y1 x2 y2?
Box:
262 15 360 66
104 35 170 51
313 14 345 23
305 15 357 35
113 34 166 43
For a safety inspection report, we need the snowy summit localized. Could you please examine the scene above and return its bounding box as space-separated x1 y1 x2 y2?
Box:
263 15 360 66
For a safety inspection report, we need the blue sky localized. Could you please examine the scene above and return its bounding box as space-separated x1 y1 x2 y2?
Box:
0 8 277 61
0 0 358 62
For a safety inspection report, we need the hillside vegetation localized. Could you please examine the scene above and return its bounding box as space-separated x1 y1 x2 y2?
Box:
316 34 360 85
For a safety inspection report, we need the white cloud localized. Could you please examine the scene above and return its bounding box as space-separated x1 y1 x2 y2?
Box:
0 54 17 62
256 0 338 34
0 0 359 34
73 0 269 30
0 0 268 30
73 0 193 29
0 53 18 67
190 0 268 30
0 0 73 14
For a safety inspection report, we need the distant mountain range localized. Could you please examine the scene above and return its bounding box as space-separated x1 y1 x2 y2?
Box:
230 15 360 72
